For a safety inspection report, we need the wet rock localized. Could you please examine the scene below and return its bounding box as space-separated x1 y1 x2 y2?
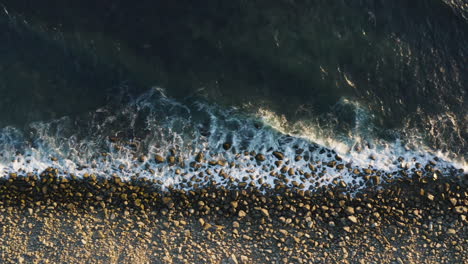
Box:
255 154 266 162
272 151 285 160
167 156 176 165
275 161 283 167
223 143 232 150
155 155 165 163
371 176 381 185
195 152 204 163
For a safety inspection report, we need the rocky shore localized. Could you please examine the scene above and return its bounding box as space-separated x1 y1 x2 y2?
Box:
0 167 466 264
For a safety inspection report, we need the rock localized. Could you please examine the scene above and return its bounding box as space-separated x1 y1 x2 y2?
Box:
256 207 269 218
454 206 467 214
227 254 239 264
155 155 165 163
426 193 435 201
202 223 212 230
345 207 355 215
371 176 380 185
272 151 285 160
167 156 176 165
449 198 457 206
238 210 247 218
230 201 238 209
446 229 456 235
195 152 204 163
255 154 266 162
348 216 358 224
223 143 232 150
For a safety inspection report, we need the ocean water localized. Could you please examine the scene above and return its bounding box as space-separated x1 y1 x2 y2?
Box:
0 1 466 192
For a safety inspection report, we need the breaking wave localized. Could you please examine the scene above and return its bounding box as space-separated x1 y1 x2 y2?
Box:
0 88 465 192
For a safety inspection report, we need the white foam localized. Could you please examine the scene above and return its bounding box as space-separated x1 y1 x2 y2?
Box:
0 88 465 192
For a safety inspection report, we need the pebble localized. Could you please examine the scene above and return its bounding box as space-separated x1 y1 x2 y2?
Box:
238 210 247 218
272 151 285 160
348 216 358 224
255 154 266 162
345 207 355 215
227 254 238 264
155 155 165 163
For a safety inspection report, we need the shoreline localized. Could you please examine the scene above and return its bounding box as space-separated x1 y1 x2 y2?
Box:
0 170 466 263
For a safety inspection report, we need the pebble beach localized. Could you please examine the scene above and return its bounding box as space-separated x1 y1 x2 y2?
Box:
0 150 466 264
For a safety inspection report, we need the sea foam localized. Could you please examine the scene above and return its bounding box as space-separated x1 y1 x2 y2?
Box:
0 88 465 192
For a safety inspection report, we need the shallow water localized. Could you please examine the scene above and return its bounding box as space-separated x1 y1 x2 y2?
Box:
0 88 465 192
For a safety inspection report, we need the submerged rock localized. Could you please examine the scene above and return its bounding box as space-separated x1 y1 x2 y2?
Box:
272 151 285 160
155 155 165 163
195 152 205 163
223 143 232 150
255 154 266 162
